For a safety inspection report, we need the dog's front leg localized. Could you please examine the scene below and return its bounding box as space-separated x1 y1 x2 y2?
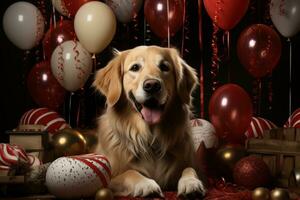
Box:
110 170 163 197
177 167 206 197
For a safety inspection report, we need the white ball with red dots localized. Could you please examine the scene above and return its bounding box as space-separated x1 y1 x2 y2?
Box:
46 154 111 199
190 118 218 150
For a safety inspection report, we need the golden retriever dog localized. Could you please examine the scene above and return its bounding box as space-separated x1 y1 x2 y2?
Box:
93 46 206 198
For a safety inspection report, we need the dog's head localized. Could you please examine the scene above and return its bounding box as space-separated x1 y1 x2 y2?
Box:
93 46 198 125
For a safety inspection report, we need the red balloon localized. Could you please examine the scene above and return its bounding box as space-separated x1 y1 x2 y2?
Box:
43 20 75 60
237 24 282 78
63 0 92 17
209 84 253 143
27 61 66 111
144 0 183 38
204 0 250 30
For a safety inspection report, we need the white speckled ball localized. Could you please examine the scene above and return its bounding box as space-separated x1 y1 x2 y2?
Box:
190 118 218 150
46 154 111 199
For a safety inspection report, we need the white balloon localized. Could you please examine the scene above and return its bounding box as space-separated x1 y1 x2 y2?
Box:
51 40 92 92
270 0 300 38
74 1 116 54
105 0 143 23
3 1 45 50
51 0 69 16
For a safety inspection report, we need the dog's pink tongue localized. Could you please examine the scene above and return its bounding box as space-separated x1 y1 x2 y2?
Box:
141 107 162 124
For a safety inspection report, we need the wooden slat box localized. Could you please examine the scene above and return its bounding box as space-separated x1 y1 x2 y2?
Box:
245 128 300 187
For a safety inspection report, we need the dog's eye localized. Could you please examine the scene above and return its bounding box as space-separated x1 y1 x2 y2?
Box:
130 64 141 72
159 61 170 72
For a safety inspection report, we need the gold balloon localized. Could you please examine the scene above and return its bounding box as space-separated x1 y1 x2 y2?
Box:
52 128 87 158
95 188 114 200
252 187 270 200
270 188 290 200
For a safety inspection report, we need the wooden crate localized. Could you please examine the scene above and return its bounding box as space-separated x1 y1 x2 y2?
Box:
245 128 300 187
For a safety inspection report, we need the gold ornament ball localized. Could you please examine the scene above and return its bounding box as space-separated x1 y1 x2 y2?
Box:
95 188 114 200
289 168 300 187
270 188 290 200
52 128 87 158
252 187 270 200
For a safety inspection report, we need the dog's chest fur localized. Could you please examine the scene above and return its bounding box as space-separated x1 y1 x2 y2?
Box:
95 105 195 189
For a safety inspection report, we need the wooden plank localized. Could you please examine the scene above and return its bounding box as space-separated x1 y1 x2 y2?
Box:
263 129 271 139
246 139 300 156
284 128 296 141
262 155 277 177
281 156 294 178
296 129 300 142
0 176 24 184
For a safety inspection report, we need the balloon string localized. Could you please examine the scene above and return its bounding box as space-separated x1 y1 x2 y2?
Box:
197 0 204 118
167 0 170 47
288 38 292 127
223 31 231 82
69 92 74 125
258 79 262 115
52 4 56 28
76 95 81 128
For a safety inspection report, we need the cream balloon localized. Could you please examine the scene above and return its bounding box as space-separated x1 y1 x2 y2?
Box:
105 0 143 23
270 0 300 38
3 1 45 50
51 40 92 92
74 1 116 54
51 0 69 16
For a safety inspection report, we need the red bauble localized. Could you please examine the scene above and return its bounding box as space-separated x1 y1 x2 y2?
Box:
233 156 271 189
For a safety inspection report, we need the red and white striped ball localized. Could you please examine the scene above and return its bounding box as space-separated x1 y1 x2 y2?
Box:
284 108 300 128
46 154 111 199
245 117 277 138
190 118 218 150
0 143 29 167
19 108 70 134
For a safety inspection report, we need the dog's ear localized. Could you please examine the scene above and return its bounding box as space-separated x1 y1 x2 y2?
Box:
170 48 198 105
93 52 127 106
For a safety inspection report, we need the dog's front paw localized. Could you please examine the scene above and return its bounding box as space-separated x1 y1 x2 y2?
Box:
177 177 206 198
132 178 163 197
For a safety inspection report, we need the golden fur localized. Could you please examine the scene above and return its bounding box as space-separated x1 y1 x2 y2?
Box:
93 46 206 197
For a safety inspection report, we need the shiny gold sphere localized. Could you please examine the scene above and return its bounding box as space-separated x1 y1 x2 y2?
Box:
80 129 98 153
252 187 270 200
270 188 290 200
289 168 300 187
95 188 114 200
215 145 246 180
52 128 87 158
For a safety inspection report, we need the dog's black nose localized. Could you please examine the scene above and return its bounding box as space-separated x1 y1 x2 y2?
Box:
143 79 161 94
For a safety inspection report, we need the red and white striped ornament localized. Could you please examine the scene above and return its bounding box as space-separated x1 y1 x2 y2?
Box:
190 118 218 150
0 143 29 167
46 153 111 199
284 108 300 128
245 117 277 138
19 108 69 134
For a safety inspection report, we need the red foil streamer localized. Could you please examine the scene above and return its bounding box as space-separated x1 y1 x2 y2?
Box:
210 0 221 91
197 0 204 118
